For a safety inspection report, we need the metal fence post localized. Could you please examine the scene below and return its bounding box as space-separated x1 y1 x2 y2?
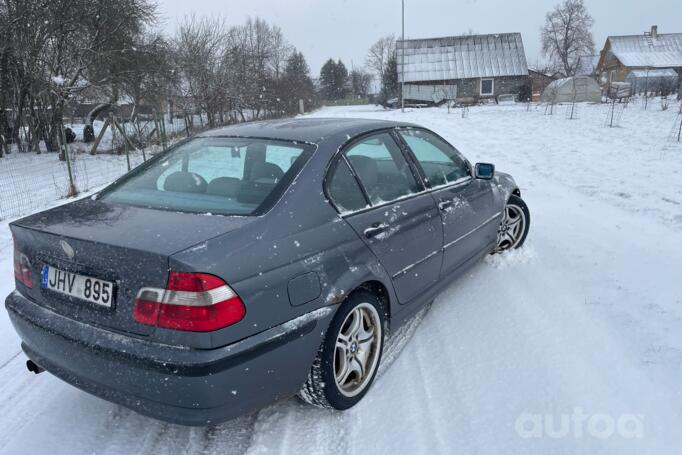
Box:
159 112 168 150
60 125 78 197
109 112 117 152
123 126 131 171
184 111 191 137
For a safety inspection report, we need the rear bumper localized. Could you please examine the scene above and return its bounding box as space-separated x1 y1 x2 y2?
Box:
5 290 333 426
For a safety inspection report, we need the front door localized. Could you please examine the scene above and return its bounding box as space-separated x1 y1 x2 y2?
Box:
327 131 444 304
397 129 499 277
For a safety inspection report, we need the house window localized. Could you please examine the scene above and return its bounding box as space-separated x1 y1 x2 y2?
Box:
480 78 494 96
610 69 617 82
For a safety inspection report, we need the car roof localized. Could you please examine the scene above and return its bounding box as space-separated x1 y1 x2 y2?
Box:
198 117 419 144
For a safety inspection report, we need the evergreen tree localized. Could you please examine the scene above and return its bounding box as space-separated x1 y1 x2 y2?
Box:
319 58 350 100
319 59 338 100
283 51 315 112
334 60 349 99
381 54 399 101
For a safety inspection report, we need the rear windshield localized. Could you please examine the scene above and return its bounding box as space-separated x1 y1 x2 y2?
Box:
101 137 311 216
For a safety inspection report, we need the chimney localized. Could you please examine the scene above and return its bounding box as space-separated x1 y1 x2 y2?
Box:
651 25 658 38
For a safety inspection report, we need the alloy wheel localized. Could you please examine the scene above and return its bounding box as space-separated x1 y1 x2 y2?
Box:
496 203 526 251
333 302 382 398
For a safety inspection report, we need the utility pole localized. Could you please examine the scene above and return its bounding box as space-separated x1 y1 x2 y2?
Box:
401 0 405 113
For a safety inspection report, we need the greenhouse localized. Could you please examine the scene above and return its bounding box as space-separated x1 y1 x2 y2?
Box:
541 76 602 103
625 69 679 95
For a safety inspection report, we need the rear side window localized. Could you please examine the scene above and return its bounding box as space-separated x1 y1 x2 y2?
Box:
327 158 368 213
101 138 309 216
344 133 420 205
399 129 470 187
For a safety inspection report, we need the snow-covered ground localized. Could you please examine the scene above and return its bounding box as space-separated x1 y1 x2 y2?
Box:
1 101 682 454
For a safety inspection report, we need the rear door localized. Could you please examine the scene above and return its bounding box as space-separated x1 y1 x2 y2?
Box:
397 129 499 277
326 131 443 304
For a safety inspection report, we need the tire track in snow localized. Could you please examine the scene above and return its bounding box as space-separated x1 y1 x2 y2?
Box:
402 344 448 454
196 415 258 455
393 300 469 454
0 357 59 451
244 305 430 455
0 351 21 372
246 400 350 455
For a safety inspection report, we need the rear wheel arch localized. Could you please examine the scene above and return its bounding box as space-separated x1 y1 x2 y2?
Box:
512 187 521 198
354 280 391 328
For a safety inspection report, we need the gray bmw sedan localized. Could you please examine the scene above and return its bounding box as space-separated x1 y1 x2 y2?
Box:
6 118 529 425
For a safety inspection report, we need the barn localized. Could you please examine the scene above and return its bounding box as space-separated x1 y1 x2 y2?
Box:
396 33 530 104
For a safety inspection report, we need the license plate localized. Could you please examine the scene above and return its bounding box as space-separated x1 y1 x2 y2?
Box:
41 265 114 308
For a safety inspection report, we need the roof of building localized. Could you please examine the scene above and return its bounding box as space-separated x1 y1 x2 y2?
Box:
607 33 682 68
575 54 600 75
397 33 529 83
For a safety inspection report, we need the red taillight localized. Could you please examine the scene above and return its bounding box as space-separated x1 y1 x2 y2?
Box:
13 243 33 289
133 272 246 332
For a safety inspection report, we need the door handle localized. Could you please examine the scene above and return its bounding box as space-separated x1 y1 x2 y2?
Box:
438 200 453 211
364 223 388 239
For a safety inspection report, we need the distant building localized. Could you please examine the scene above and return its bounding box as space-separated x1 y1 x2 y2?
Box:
528 69 561 101
397 33 529 103
596 25 682 87
575 54 600 77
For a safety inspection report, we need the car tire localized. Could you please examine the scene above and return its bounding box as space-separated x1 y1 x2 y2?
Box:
495 194 530 252
299 290 385 410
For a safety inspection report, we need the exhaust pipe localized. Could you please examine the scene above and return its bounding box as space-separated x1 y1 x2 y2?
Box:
26 359 44 374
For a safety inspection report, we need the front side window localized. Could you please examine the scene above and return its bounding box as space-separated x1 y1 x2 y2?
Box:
101 137 308 215
344 133 420 205
399 129 470 187
481 78 494 96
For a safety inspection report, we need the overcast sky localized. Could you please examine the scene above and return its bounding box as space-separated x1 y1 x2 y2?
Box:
158 0 680 75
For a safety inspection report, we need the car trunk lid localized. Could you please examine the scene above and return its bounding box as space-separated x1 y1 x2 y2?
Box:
11 198 252 336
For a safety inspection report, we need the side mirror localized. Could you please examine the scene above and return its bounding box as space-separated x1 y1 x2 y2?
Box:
474 163 495 180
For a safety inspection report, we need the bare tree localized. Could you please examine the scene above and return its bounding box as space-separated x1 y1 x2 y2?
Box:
173 14 228 127
0 6 310 156
366 35 396 85
541 0 595 77
0 0 156 154
268 25 293 80
350 68 372 98
222 18 295 120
